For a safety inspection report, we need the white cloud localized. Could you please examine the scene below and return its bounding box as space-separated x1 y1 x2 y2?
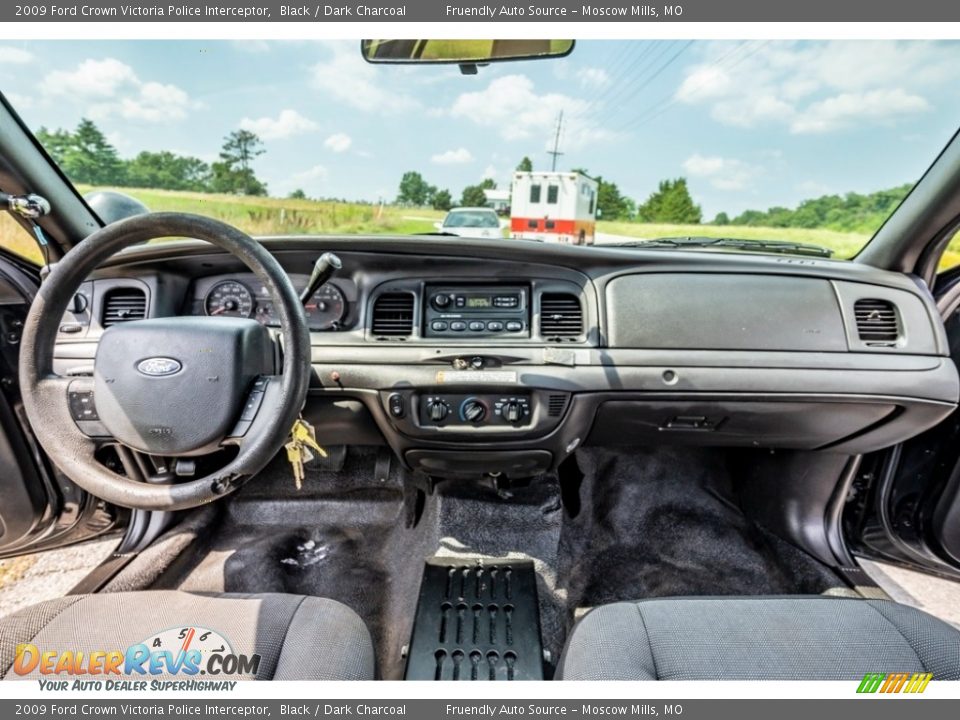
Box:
323 132 352 153
675 40 946 133
482 164 499 181
683 153 762 191
576 67 610 88
790 88 929 134
450 74 612 149
0 47 33 64
240 109 318 140
311 42 417 114
42 58 192 123
45 58 138 99
116 82 191 122
290 164 328 183
280 164 329 196
431 147 473 165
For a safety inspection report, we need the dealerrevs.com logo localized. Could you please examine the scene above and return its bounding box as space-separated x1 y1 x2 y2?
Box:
13 627 260 691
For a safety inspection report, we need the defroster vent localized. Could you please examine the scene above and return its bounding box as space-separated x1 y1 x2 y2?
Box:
371 292 415 337
539 293 582 339
854 298 899 346
101 287 146 327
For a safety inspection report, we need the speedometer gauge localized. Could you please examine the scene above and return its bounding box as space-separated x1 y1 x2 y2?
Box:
305 283 346 330
204 280 254 318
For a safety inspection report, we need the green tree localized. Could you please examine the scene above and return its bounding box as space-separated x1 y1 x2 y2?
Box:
636 178 702 224
433 189 453 211
516 156 533 172
211 130 267 195
713 212 730 225
37 119 124 185
460 183 489 207
397 171 435 206
573 168 631 220
288 188 307 199
125 151 210 191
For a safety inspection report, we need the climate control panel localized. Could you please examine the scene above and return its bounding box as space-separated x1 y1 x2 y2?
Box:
420 393 532 428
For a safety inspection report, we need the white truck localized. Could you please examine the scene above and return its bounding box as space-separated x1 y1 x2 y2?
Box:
509 171 598 245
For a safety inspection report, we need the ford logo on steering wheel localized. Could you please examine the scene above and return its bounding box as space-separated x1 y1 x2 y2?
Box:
136 357 183 377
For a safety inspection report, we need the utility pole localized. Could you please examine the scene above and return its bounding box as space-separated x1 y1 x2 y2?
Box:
547 110 564 171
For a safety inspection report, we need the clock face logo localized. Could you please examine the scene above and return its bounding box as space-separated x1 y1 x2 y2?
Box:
142 626 232 659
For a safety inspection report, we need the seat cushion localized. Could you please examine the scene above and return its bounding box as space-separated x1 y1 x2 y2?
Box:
557 596 960 680
0 590 374 680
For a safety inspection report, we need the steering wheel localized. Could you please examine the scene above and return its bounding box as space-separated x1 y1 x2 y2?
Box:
19 213 311 511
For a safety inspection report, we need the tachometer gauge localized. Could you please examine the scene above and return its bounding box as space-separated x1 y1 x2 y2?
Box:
204 280 254 318
305 283 346 330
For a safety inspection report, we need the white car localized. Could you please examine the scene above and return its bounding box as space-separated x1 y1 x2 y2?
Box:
434 207 503 239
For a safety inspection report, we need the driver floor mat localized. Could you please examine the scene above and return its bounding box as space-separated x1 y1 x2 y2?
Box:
404 558 545 681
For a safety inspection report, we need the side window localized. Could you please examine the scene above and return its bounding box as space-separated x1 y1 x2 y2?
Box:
938 227 960 273
529 184 541 203
547 185 559 204
0 213 42 265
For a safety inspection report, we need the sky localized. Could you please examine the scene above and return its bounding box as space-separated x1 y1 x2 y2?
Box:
1 39 959 220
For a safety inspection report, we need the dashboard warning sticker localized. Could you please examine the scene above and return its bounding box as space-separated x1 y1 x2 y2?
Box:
436 371 518 384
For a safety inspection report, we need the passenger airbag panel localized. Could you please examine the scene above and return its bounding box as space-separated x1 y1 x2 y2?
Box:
606 274 848 351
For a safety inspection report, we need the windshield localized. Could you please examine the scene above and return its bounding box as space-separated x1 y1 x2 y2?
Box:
5 39 960 261
444 211 500 228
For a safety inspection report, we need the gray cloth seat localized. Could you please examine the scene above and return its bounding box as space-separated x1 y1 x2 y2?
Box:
0 590 374 680
558 596 960 680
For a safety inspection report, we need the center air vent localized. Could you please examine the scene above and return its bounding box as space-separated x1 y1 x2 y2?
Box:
101 287 146 327
371 292 415 337
854 298 899 346
539 293 582 339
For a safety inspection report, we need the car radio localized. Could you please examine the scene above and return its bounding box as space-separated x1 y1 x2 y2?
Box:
424 284 529 338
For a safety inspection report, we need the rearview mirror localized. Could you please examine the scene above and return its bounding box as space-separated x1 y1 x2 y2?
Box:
361 40 574 68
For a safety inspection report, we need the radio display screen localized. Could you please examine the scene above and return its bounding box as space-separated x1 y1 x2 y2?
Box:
467 297 492 308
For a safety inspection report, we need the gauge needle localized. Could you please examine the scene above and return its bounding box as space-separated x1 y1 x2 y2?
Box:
211 307 226 315
180 628 196 653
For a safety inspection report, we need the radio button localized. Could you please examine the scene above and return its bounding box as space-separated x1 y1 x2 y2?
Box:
431 320 449 331
487 321 504 331
450 321 467 331
468 321 485 331
505 321 523 332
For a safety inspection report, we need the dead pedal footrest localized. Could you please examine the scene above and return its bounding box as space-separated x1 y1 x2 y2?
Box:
404 558 544 680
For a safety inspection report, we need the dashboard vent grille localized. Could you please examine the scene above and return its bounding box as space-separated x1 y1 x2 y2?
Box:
102 287 146 327
547 394 568 417
371 292 415 337
854 299 899 346
539 293 583 339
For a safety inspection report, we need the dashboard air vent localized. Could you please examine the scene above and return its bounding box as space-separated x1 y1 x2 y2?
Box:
539 293 583 339
854 298 899 346
102 287 147 327
371 292 415 337
547 394 568 417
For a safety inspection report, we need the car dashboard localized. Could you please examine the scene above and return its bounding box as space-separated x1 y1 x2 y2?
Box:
51 235 960 479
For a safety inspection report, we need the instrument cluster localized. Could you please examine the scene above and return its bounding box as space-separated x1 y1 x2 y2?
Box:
193 276 351 331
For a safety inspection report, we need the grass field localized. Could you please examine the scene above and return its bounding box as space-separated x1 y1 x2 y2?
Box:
2 186 959 269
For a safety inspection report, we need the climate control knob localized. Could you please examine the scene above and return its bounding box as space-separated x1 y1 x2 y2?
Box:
502 401 524 424
460 399 487 424
426 399 450 422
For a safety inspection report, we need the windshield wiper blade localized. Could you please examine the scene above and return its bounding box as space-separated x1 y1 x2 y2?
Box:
619 236 834 258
